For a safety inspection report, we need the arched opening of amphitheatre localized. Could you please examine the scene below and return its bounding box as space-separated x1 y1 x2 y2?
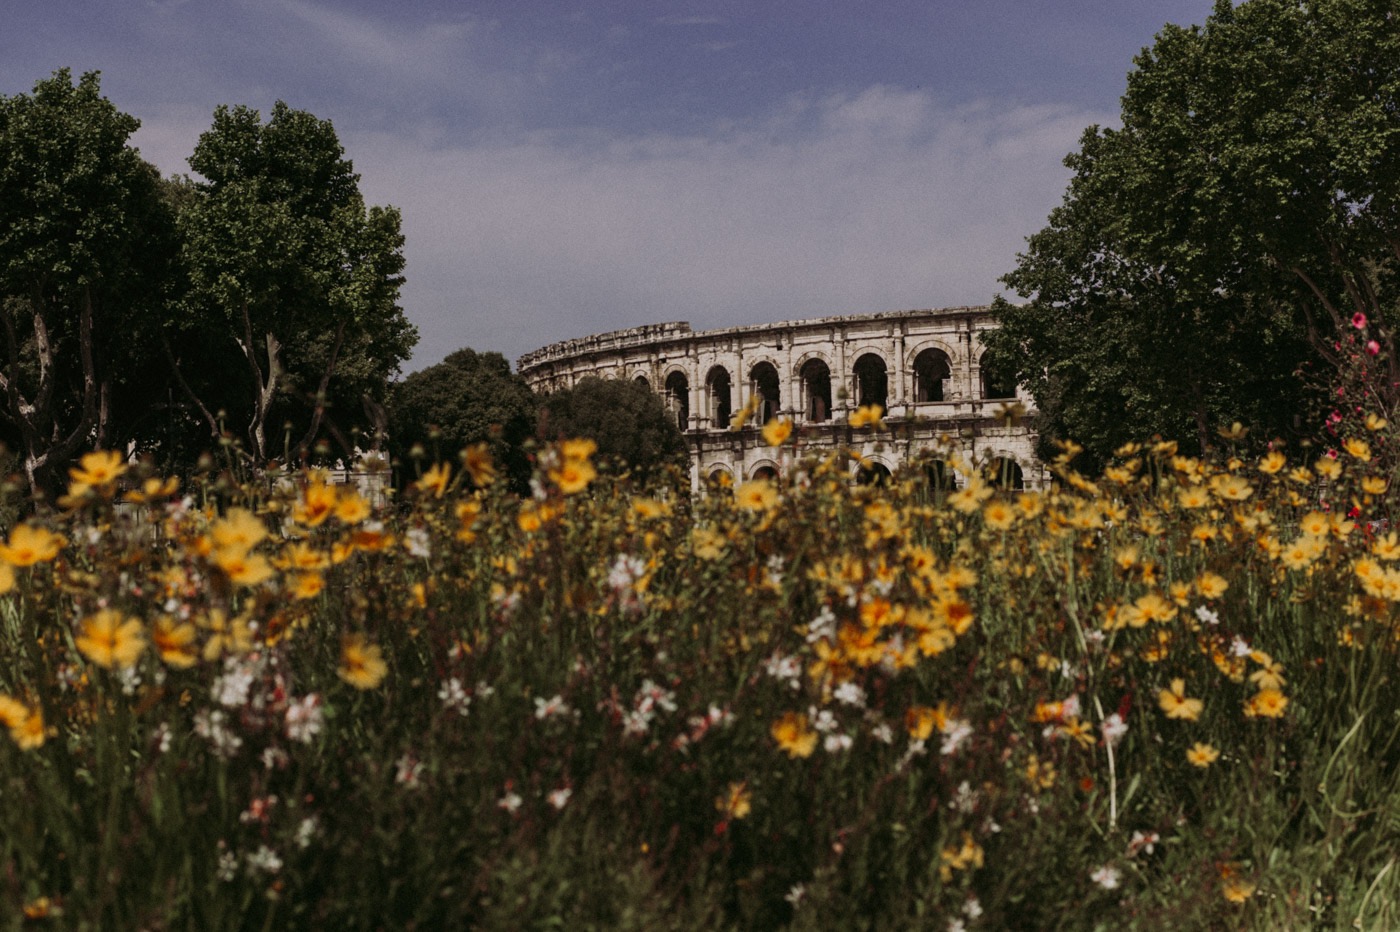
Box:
853 354 888 410
634 374 650 392
706 366 732 429
665 371 689 431
855 460 892 486
924 460 955 494
913 349 951 403
980 351 1017 400
751 463 779 482
749 362 781 424
800 359 832 423
987 457 1025 490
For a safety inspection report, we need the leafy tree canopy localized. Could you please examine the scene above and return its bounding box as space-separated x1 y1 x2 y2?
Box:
537 376 688 483
389 348 537 493
986 0 1400 469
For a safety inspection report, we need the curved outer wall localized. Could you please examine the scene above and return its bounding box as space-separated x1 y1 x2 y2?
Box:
517 307 1043 491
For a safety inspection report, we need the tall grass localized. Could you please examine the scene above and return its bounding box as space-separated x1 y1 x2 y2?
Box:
0 434 1397 929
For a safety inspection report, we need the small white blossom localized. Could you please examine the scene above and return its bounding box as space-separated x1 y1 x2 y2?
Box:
534 695 571 720
284 694 323 743
1231 636 1252 657
547 787 572 810
1101 713 1129 748
438 678 472 716
824 733 853 753
833 681 867 707
194 710 243 758
245 845 283 875
784 884 806 907
1090 865 1121 890
497 790 523 814
395 754 424 789
940 719 974 755
1195 604 1220 625
295 817 318 849
404 526 432 559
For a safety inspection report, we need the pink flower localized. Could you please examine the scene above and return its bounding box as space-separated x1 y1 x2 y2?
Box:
1353 312 1368 329
1367 340 1380 356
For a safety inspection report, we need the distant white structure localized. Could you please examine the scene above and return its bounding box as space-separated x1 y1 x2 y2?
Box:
517 306 1043 490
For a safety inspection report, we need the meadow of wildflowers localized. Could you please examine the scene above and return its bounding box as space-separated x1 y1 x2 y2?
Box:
1 426 1399 930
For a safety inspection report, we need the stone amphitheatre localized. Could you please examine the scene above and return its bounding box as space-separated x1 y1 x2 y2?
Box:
517 305 1044 491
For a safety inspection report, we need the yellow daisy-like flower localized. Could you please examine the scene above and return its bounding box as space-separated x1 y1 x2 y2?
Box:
1362 476 1388 496
1244 688 1288 719
1257 451 1286 475
151 616 198 669
415 462 452 498
1195 572 1229 599
1343 438 1372 462
560 438 597 462
734 479 778 512
461 443 498 488
1176 484 1210 509
1221 870 1255 904
9 708 48 750
210 508 268 555
1157 678 1203 721
1315 456 1343 480
334 491 371 525
69 449 127 490
76 608 146 670
715 781 752 820
1365 413 1388 431
982 499 1016 531
214 548 276 588
1186 742 1220 768
290 572 325 600
0 524 64 567
338 634 388 690
847 404 884 429
293 477 341 526
1208 473 1253 501
761 417 793 447
770 711 818 758
549 458 597 495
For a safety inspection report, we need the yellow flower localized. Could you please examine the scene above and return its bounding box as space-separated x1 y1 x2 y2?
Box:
1343 437 1372 462
1221 870 1255 904
0 695 28 730
461 443 498 487
151 616 198 669
338 634 388 690
415 462 452 498
1186 742 1220 768
847 404 884 429
9 709 48 750
1176 484 1210 509
1244 688 1288 719
1195 572 1229 599
1315 456 1342 480
735 479 778 512
210 508 268 555
560 438 597 462
290 572 325 600
1362 476 1388 495
1299 511 1329 537
947 478 993 514
770 711 818 758
939 832 985 881
762 417 793 447
293 479 340 526
123 476 179 504
550 458 597 495
334 491 371 525
199 609 255 660
1209 473 1253 501
76 609 146 669
715 781 752 820
68 449 127 490
1157 678 1203 721
1257 451 1286 475
982 499 1016 531
1365 413 1388 431
0 524 64 567
905 704 948 742
214 548 276 587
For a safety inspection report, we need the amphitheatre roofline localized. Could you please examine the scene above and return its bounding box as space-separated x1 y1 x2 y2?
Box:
516 304 994 372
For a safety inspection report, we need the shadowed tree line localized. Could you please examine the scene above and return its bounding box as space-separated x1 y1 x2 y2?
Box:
0 69 414 495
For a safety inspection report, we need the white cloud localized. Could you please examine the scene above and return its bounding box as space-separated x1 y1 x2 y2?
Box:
345 88 1107 370
133 86 1107 373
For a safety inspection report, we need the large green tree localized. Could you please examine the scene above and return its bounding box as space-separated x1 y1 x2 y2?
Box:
986 0 1400 467
388 348 537 492
537 376 688 483
171 102 414 463
0 69 179 493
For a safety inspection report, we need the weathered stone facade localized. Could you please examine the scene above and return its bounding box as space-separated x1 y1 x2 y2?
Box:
517 307 1044 490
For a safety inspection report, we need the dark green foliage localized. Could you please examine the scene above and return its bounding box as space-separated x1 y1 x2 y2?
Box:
0 69 179 492
987 0 1400 469
389 348 537 492
537 376 689 482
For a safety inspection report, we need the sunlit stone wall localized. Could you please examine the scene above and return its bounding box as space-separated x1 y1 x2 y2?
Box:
517 307 1043 491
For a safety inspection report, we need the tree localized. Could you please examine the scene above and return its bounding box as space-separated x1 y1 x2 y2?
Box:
0 69 178 493
171 101 414 464
388 348 537 492
537 376 688 482
986 0 1399 468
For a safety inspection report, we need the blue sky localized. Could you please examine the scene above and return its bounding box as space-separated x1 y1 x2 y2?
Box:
3 1 1219 371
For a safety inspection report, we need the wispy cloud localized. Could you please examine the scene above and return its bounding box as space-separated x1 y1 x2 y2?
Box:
335 88 1107 369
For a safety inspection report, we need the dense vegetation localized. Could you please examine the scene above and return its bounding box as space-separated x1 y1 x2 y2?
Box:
0 420 1397 928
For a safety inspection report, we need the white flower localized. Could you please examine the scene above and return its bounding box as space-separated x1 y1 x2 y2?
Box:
497 790 523 814
404 526 431 559
962 896 983 919
1231 636 1252 657
194 710 243 758
833 681 867 708
284 694 323 743
1101 712 1128 748
295 817 318 849
534 695 571 720
245 845 283 875
547 787 572 810
811 707 838 733
870 723 894 745
395 754 424 789
216 845 238 882
784 884 806 907
1195 604 1220 625
823 733 853 753
437 678 472 716
213 663 255 708
1127 830 1158 857
940 719 974 755
1090 865 1121 890
763 651 802 682
806 605 838 642
607 554 647 591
